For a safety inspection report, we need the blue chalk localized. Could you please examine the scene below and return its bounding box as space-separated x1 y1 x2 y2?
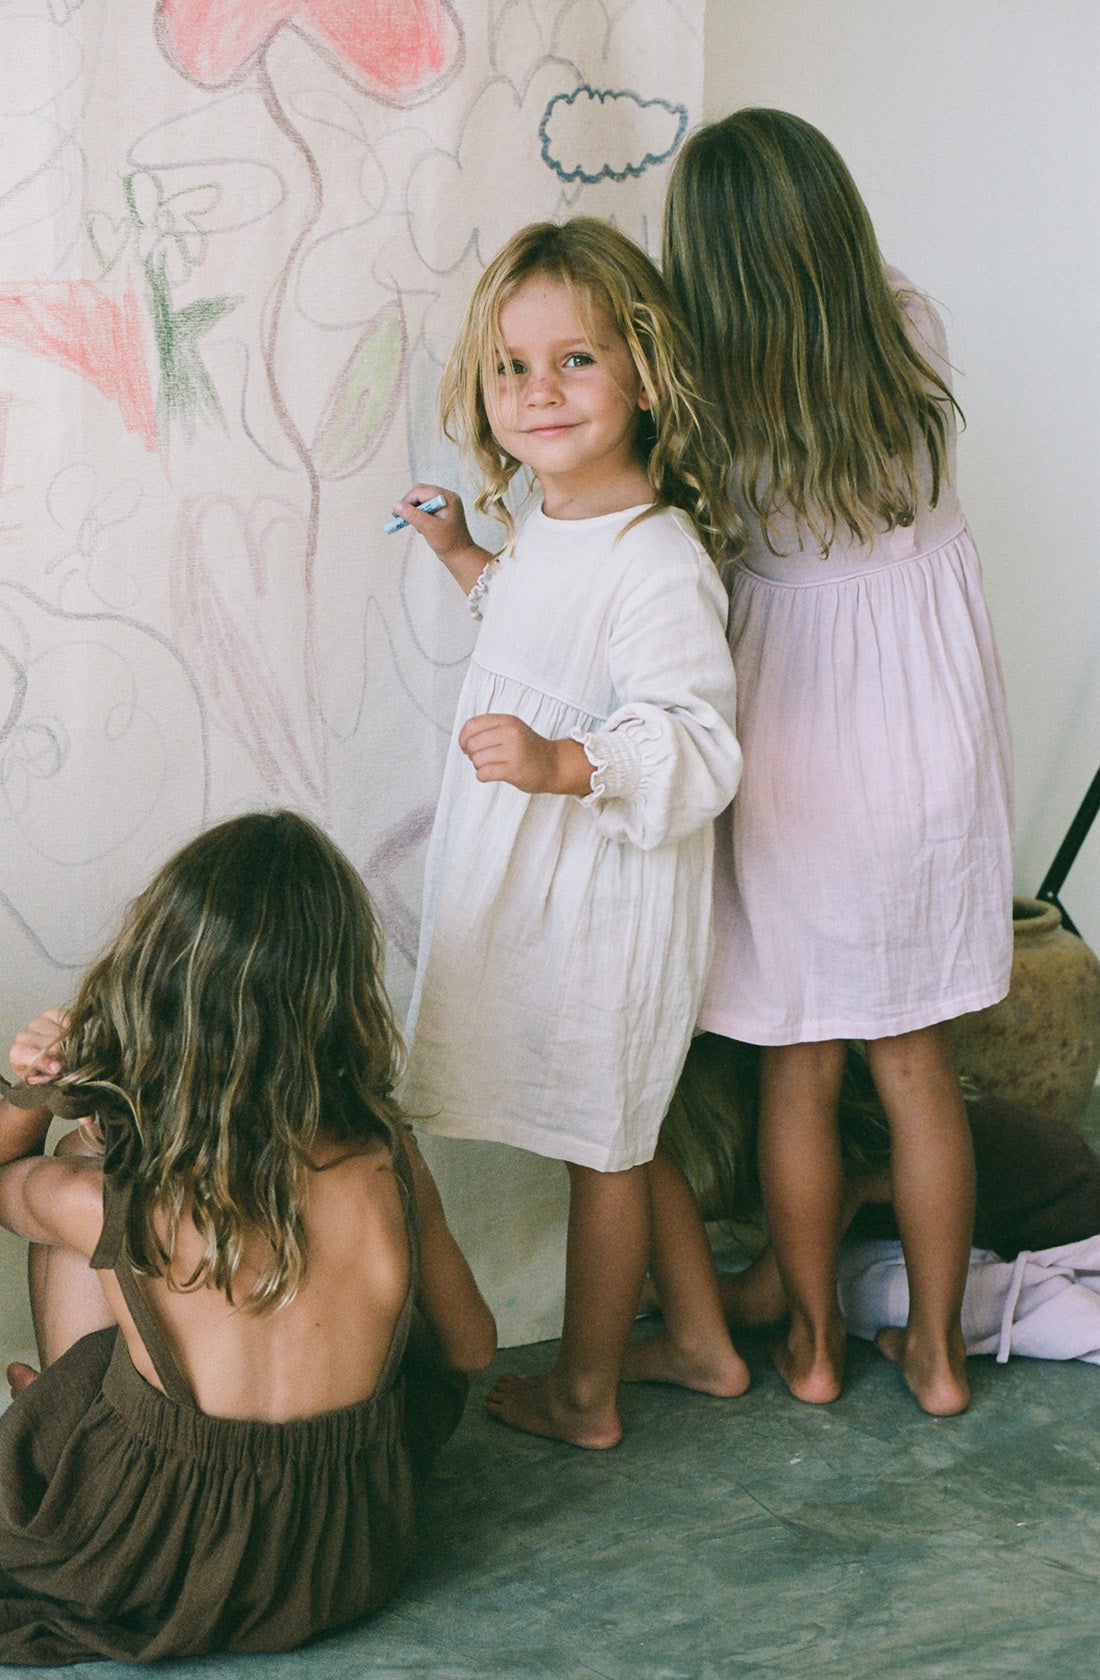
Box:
384 493 447 534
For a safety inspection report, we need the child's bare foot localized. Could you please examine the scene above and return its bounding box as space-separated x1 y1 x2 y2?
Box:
621 1332 751 1397
874 1326 970 1416
770 1315 846 1404
485 1369 622 1449
6 1362 38 1399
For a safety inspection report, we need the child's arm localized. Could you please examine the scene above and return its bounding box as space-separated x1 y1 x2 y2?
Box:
459 529 742 812
0 1007 68 1169
397 484 585 791
0 1011 102 1254
6 1007 67 1096
574 541 742 850
458 713 594 796
392 484 493 596
404 1132 497 1373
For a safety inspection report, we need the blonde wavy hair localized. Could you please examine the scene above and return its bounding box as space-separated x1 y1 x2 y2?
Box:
54 811 404 1312
659 1035 893 1239
663 109 962 555
439 217 744 562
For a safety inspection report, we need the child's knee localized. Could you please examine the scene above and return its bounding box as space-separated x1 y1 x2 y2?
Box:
867 1023 955 1084
765 1039 845 1091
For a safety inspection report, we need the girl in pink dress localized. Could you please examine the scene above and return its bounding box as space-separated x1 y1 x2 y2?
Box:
664 109 1013 1415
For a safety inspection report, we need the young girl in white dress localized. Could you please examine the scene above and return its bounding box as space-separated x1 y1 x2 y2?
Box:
393 218 747 1447
664 110 1014 1416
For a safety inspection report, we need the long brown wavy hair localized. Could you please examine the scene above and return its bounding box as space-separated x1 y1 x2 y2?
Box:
53 811 404 1311
663 109 962 555
440 217 745 562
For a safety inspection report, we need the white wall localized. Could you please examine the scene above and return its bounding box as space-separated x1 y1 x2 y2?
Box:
703 0 1100 949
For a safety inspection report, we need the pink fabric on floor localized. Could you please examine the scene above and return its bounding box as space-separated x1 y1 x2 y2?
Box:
838 1234 1100 1364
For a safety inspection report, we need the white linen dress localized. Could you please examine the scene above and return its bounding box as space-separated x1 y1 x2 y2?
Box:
404 499 741 1172
697 274 1014 1045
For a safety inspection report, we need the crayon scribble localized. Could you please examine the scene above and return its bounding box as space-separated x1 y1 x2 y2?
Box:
539 87 687 183
45 465 145 612
0 399 21 544
311 300 406 480
0 284 158 453
145 0 463 804
86 170 241 444
172 490 324 807
154 0 463 101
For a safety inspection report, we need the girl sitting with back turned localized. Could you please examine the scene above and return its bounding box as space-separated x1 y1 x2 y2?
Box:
392 218 749 1448
663 110 1014 1415
0 810 495 1665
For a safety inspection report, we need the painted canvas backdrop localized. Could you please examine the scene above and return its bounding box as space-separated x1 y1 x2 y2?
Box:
0 0 703 1348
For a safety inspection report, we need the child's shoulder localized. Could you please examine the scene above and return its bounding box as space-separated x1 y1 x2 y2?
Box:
614 505 725 593
884 265 951 378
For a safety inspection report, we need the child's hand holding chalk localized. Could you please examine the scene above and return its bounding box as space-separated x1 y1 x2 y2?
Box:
390 484 493 596
384 493 447 534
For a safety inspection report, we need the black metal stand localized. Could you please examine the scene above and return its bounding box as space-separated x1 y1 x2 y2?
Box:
1036 763 1100 937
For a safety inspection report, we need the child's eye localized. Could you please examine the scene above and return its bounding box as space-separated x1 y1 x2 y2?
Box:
564 352 594 368
496 359 526 376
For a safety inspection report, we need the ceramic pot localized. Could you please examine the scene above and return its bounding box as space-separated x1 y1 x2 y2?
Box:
952 897 1100 1126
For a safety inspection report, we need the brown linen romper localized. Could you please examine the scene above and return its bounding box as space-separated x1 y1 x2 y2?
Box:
0 1115 468 1666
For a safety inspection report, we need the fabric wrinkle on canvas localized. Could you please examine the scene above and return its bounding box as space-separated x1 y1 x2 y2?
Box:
838 1234 1100 1366
403 499 741 1173
698 272 1013 1046
0 1138 467 1666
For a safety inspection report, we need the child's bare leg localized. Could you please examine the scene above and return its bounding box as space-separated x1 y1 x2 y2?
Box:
621 1148 750 1395
12 1127 113 1394
866 1024 973 1416
717 1247 787 1327
485 1161 650 1448
758 1040 847 1402
717 1163 894 1328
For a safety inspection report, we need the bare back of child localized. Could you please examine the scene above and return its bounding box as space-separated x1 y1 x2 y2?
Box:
8 1121 413 1420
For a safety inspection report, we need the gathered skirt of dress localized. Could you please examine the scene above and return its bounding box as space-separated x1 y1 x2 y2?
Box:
404 665 715 1171
0 1319 466 1665
0 1139 468 1668
698 518 1014 1044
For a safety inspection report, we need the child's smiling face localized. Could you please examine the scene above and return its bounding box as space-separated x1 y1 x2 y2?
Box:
486 273 652 520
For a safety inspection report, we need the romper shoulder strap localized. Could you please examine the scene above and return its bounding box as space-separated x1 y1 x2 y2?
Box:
370 1129 422 1395
92 1173 195 1408
393 1128 422 1292
89 1166 126 1269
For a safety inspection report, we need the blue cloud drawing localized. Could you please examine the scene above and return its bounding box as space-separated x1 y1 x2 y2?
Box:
539 87 688 185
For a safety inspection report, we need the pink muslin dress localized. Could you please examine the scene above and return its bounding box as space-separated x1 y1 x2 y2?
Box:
697 274 1013 1045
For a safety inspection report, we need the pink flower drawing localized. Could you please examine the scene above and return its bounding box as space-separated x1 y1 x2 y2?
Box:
0 284 158 453
155 0 463 98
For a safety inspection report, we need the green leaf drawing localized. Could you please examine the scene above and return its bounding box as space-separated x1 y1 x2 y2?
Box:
311 301 406 480
86 212 132 277
148 253 242 443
